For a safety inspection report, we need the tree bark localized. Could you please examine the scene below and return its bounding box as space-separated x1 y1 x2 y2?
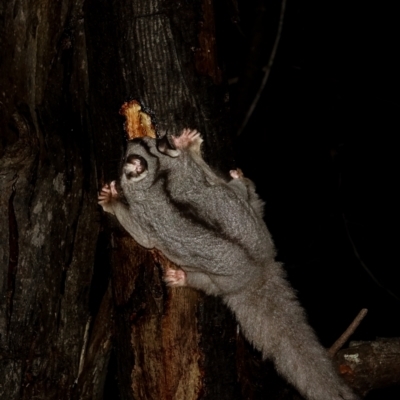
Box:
1 0 239 399
0 1 99 399
83 1 240 398
335 338 400 397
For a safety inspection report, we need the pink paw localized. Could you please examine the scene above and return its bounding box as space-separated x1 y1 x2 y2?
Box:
98 181 118 214
229 168 244 180
164 268 187 287
98 181 118 203
171 128 203 151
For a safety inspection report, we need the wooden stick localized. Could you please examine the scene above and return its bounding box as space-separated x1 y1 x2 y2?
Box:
329 308 368 356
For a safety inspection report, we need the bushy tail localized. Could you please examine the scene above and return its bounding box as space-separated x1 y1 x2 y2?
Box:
223 262 359 400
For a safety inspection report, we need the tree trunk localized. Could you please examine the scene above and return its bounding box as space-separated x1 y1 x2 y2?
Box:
83 1 243 398
0 1 100 399
0 0 243 399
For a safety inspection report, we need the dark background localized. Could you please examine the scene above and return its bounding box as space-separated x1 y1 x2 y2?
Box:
217 0 399 397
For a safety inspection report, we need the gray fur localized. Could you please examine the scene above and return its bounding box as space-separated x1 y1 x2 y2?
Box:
98 131 359 400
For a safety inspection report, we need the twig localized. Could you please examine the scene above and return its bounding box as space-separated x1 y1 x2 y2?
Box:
237 0 287 136
343 214 400 303
328 308 368 357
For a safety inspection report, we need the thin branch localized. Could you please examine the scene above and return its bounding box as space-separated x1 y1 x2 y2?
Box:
343 214 400 303
237 0 287 136
328 308 368 357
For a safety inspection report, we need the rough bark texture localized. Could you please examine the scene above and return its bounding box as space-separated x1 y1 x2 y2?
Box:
83 1 240 398
0 1 100 399
0 0 239 399
335 338 400 397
